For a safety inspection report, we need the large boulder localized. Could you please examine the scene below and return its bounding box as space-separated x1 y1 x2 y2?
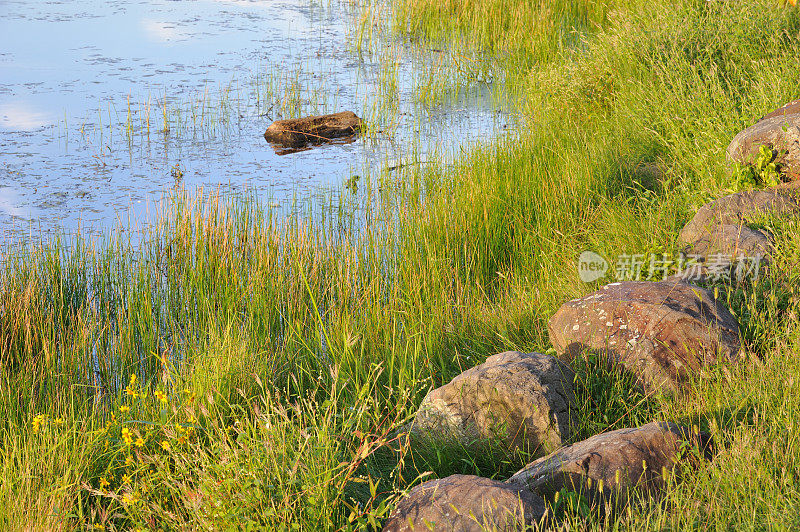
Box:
548 281 740 394
383 474 548 532
263 111 361 149
410 351 576 457
507 422 712 509
727 99 800 180
678 189 800 258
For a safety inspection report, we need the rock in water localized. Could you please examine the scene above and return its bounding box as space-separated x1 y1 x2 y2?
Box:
548 281 740 394
727 99 800 181
507 422 713 509
410 351 576 457
383 474 547 532
263 111 361 149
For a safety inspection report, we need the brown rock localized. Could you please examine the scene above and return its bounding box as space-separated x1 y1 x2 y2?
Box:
727 99 800 180
681 223 772 259
548 281 740 393
411 351 576 457
507 422 712 508
678 189 800 259
383 475 547 532
761 99 800 121
263 111 361 149
770 180 800 194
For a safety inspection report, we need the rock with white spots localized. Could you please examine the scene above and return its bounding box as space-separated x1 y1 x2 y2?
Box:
383 474 548 532
410 351 576 457
507 422 713 509
548 281 740 393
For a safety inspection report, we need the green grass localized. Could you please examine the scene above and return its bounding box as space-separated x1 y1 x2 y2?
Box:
3 0 800 529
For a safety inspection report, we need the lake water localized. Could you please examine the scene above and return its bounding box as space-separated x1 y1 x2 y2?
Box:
0 0 508 241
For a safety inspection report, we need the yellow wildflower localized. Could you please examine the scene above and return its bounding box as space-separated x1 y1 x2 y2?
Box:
120 405 130 414
122 474 132 484
125 375 139 398
98 477 110 490
53 417 64 425
135 437 145 448
184 388 196 404
121 427 133 446
160 440 171 451
122 492 139 505
154 390 167 404
31 414 45 434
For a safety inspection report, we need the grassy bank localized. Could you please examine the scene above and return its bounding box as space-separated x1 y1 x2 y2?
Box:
3 0 800 529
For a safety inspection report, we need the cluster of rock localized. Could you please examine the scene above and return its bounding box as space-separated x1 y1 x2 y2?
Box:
381 100 800 530
386 276 726 530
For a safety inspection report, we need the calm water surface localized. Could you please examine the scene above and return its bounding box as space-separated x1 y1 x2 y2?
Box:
0 0 507 240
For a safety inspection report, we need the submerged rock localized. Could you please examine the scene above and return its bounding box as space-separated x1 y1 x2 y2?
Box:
678 189 800 258
263 111 361 150
410 351 576 457
507 422 712 509
727 99 800 180
548 281 740 394
383 474 547 532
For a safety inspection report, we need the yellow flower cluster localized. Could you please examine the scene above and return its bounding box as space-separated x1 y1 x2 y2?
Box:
92 377 204 509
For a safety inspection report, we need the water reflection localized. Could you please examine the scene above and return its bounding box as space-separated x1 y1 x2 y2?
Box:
0 0 509 240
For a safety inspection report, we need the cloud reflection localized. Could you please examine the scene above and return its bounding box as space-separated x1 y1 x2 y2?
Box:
0 102 52 130
0 187 32 220
141 19 189 43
